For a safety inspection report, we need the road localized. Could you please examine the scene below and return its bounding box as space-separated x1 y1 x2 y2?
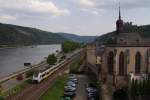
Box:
75 74 90 100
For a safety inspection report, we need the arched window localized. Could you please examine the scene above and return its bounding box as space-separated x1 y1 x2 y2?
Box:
145 49 150 74
135 52 141 74
119 52 125 75
107 52 114 75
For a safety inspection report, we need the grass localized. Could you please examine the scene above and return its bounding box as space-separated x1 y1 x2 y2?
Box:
1 79 31 99
40 75 68 100
70 56 84 73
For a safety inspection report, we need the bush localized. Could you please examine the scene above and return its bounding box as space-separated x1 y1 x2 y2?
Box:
26 69 35 78
47 54 57 65
113 88 129 100
130 78 150 100
70 57 84 73
0 96 4 100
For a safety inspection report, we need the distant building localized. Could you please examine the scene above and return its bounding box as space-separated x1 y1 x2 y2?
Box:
86 6 150 88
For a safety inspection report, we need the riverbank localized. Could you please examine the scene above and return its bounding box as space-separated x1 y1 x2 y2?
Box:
0 44 60 49
0 45 28 49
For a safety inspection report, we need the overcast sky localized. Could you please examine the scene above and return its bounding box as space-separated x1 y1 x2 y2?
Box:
0 0 150 36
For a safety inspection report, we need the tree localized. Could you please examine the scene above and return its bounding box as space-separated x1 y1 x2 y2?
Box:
0 96 4 100
47 54 57 65
130 79 136 99
62 40 81 53
25 69 36 78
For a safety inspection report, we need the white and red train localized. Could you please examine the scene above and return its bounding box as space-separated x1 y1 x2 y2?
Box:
32 49 82 83
32 59 68 83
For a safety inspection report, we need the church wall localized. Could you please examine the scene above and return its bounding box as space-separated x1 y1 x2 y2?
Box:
105 46 150 75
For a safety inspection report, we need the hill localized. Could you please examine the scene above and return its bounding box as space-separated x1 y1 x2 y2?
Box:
95 23 150 44
57 32 97 43
0 23 67 46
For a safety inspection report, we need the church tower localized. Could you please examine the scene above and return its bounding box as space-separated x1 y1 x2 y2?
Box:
116 5 124 34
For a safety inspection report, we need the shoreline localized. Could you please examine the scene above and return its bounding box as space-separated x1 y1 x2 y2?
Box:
0 44 60 49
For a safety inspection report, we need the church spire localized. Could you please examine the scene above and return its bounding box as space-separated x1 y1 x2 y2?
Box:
119 3 121 20
116 3 124 34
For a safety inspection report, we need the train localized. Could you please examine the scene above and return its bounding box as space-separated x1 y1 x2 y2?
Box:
32 60 67 83
32 49 82 83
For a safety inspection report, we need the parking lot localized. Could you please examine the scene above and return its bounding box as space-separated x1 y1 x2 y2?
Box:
61 74 99 100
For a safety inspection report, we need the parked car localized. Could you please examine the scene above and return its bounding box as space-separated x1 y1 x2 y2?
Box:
64 85 76 92
64 91 76 97
86 87 97 93
66 81 76 87
69 78 78 84
87 91 99 100
85 83 99 100
69 74 76 79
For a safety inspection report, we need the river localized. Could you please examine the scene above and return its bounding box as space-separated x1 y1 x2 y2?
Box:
0 44 61 78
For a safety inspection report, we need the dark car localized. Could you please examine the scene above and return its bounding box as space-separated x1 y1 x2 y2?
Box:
87 92 99 100
69 79 78 84
66 81 76 87
86 87 97 93
64 85 76 92
85 83 99 100
69 74 76 79
64 91 76 97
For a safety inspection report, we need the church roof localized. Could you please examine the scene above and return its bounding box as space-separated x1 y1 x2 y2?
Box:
117 32 141 39
116 32 145 45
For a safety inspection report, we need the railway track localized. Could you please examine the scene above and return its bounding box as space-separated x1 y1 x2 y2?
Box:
7 49 85 100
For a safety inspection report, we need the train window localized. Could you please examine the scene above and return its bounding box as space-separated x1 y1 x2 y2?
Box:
33 72 39 77
42 74 45 77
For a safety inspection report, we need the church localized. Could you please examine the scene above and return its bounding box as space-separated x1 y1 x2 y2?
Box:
86 6 150 88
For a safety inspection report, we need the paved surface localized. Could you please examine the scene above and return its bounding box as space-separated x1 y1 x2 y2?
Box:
75 74 90 100
101 84 112 100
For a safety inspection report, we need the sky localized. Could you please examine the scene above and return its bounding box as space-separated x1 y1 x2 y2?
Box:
0 0 150 36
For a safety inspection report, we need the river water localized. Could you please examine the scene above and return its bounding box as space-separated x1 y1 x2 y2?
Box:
0 44 61 78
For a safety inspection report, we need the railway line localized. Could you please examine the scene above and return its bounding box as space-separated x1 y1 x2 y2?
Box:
7 49 85 100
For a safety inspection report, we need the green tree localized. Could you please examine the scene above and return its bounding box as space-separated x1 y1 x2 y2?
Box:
130 79 136 99
0 96 4 100
25 69 36 78
47 54 57 65
62 40 81 53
